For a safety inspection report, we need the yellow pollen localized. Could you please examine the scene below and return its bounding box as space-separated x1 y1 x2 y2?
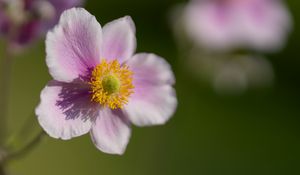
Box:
90 59 134 109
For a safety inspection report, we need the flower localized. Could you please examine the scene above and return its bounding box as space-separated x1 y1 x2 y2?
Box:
0 0 83 46
183 0 292 52
35 8 177 155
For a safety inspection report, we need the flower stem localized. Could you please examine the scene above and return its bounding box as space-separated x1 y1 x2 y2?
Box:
0 46 13 146
2 131 45 165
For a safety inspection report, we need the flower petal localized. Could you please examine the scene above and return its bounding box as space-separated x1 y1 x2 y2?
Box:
237 0 292 51
126 53 175 86
46 8 102 82
102 16 136 63
35 80 97 140
49 0 83 15
184 0 236 51
124 53 177 126
183 0 291 52
91 108 131 155
40 0 84 32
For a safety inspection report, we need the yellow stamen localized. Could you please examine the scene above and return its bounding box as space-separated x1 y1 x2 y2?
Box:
90 59 134 109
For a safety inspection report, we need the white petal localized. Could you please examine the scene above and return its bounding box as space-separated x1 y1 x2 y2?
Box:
126 53 175 86
35 81 96 140
102 16 136 63
46 8 102 82
125 85 177 127
124 53 177 126
90 108 131 155
237 0 292 51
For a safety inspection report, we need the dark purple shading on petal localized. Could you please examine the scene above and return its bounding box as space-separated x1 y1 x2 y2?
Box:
36 79 97 139
50 80 99 121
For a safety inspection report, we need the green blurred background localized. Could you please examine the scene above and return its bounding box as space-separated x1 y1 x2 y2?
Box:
3 0 300 174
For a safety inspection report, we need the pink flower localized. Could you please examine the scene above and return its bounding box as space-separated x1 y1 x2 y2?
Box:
0 0 83 46
183 0 292 52
35 8 177 155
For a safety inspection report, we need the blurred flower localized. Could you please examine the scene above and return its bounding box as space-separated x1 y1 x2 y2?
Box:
0 0 83 47
182 0 292 52
188 51 274 95
35 8 177 155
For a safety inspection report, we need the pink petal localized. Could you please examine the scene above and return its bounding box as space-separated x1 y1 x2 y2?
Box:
46 8 102 82
183 0 291 52
90 108 131 155
124 53 177 126
126 53 175 86
102 16 136 63
184 1 236 51
237 0 291 51
35 80 97 140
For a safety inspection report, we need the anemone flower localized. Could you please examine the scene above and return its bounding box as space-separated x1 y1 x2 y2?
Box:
35 8 177 155
183 0 292 52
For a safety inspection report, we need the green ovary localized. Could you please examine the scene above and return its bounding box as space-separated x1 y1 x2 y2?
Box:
102 74 121 95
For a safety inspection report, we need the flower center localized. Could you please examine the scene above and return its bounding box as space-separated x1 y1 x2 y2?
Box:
102 74 120 94
90 59 134 109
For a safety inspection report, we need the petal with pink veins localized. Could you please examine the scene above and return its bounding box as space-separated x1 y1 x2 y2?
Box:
124 53 177 126
36 80 98 140
102 16 136 63
46 8 102 82
91 108 131 155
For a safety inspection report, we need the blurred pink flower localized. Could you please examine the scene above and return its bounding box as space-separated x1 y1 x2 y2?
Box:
0 0 83 46
35 8 177 155
183 0 292 52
